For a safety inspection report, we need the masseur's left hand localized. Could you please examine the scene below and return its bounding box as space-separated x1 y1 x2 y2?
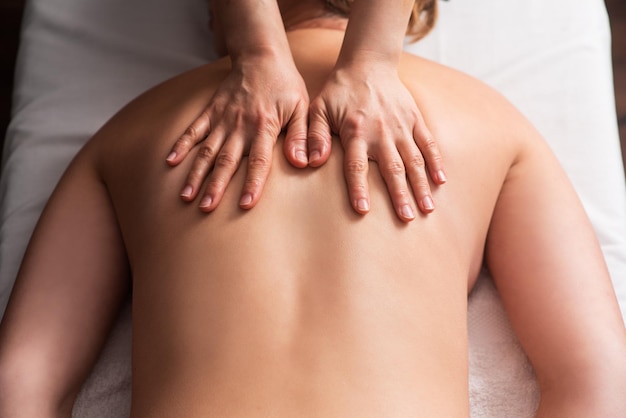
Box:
303 59 446 222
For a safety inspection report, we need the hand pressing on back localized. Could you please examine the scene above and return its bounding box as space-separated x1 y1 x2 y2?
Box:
166 49 309 211
166 0 446 222
306 59 445 221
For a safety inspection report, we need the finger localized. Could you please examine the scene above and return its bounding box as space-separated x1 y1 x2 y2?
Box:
239 131 276 209
167 110 211 166
343 138 371 215
398 139 435 214
413 116 446 184
376 143 416 222
307 99 333 167
179 129 226 202
283 100 310 168
198 133 245 212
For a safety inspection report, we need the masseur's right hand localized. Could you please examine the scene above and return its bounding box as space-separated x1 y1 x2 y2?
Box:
167 48 309 211
166 0 310 211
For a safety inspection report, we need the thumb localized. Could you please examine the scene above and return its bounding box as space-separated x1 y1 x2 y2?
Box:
283 100 310 168
307 99 333 168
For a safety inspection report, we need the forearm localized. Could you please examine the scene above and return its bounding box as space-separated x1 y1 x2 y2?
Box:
537 328 626 416
337 0 415 67
0 382 70 418
213 0 292 62
536 368 626 418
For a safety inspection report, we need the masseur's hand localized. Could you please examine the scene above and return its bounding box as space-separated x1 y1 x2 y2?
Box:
166 51 309 211
305 61 446 222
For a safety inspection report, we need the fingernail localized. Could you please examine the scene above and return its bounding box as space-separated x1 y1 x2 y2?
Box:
356 198 370 212
401 205 415 219
181 185 193 198
199 196 212 208
240 193 253 206
437 169 447 183
422 196 435 211
296 150 308 163
166 151 177 162
309 151 321 163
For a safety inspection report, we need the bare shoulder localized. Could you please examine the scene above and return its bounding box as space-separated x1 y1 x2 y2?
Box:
399 52 519 119
84 59 230 176
401 52 537 135
399 52 548 177
68 59 232 245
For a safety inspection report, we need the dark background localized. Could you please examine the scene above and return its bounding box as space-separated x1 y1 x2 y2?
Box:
1 0 25 157
1 0 625 167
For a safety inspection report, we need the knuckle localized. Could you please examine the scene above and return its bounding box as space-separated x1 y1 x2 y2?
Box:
248 154 271 171
197 144 217 161
345 159 368 175
350 183 368 195
309 98 323 113
372 118 385 134
186 168 204 185
254 114 280 136
343 112 366 134
214 152 239 170
288 130 308 144
392 188 410 201
422 134 436 147
175 135 192 150
184 125 201 140
308 125 331 143
207 174 228 191
382 159 406 176
205 178 225 193
422 136 441 155
410 176 431 197
211 100 227 115
244 177 263 190
415 174 431 189
407 153 426 170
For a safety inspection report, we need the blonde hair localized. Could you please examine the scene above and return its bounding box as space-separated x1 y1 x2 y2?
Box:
324 0 437 42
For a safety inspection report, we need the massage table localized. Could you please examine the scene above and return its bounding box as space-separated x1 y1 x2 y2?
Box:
1 0 625 416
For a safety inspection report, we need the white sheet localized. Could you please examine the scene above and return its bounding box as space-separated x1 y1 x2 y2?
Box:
1 0 624 416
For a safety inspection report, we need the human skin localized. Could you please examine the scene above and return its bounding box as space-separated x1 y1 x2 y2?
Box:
167 0 446 221
1 22 626 418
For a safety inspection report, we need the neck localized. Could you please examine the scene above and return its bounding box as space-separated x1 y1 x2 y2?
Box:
279 1 348 32
286 16 347 32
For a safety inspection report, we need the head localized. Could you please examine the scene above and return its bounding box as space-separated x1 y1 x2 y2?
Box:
208 0 438 56
322 0 438 42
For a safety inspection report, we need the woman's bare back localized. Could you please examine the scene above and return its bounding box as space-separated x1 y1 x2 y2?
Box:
3 28 623 418
87 30 521 416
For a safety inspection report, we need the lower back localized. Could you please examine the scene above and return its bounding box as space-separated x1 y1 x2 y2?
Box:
114 142 471 416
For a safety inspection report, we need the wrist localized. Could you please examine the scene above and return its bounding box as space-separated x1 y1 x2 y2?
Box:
214 0 291 63
337 28 404 67
332 54 399 82
230 46 300 84
230 44 294 67
337 0 412 68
